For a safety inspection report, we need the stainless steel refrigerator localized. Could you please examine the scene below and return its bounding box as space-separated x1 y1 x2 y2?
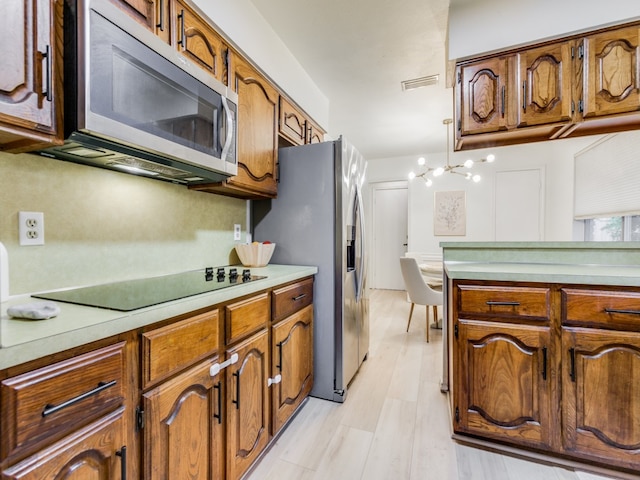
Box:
252 137 369 402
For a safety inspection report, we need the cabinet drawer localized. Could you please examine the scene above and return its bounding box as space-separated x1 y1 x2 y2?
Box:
457 284 551 320
563 288 640 330
1 342 125 460
225 292 270 344
142 309 219 387
272 277 313 323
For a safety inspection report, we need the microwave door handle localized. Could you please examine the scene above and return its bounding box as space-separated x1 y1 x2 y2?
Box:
220 97 234 161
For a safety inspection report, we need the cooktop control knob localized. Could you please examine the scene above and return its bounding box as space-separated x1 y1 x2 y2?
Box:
205 267 214 282
229 268 238 283
216 267 225 282
242 269 251 282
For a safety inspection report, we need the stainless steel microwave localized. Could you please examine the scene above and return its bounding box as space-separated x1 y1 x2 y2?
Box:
38 0 238 185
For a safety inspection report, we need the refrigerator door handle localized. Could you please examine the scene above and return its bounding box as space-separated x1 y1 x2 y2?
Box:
355 184 366 301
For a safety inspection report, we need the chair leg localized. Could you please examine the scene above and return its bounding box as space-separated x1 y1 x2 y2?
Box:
425 305 430 343
433 305 438 328
406 303 415 332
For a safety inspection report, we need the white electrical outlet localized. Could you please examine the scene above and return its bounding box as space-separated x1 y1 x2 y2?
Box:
234 224 242 241
19 212 45 246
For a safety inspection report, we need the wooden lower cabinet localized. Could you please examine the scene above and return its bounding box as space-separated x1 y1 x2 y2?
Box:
226 330 270 480
455 319 552 449
142 357 224 480
562 327 640 470
452 279 640 473
2 408 126 480
271 304 314 434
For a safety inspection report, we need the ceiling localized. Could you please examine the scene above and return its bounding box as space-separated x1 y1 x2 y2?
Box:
249 0 457 160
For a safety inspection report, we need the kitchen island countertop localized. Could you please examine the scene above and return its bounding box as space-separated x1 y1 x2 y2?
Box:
0 264 317 369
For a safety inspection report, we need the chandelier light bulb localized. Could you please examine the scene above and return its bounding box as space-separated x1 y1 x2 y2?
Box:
486 154 495 163
465 172 472 180
408 171 416 180
433 167 445 177
464 159 474 168
472 174 481 183
417 157 426 166
425 178 433 187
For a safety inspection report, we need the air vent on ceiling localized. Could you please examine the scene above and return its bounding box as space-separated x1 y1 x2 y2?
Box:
401 74 439 91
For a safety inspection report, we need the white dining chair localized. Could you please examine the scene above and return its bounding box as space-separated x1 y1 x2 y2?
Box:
399 257 443 342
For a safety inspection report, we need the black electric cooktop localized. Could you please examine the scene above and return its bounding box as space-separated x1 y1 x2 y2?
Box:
32 267 266 311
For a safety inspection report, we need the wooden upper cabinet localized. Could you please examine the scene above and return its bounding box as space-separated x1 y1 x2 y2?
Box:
458 56 510 136
110 0 155 30
174 0 229 85
230 57 279 197
0 0 63 152
279 97 307 146
582 25 640 118
306 119 325 144
518 42 573 127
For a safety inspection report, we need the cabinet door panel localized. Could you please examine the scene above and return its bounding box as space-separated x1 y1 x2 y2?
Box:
518 43 573 127
2 409 125 480
0 0 62 150
230 58 278 197
279 97 306 146
226 330 270 480
459 57 509 135
174 0 228 85
143 357 223 480
272 305 313 434
583 26 640 118
112 0 155 30
562 327 640 469
455 319 552 448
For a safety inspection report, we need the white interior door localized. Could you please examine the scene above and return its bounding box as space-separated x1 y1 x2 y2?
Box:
372 182 408 290
495 169 544 241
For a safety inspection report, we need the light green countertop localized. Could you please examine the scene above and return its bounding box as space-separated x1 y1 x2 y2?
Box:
444 261 640 286
442 242 640 286
0 264 317 369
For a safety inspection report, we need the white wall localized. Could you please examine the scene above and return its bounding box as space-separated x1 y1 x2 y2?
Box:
192 0 330 129
448 0 640 60
368 137 599 255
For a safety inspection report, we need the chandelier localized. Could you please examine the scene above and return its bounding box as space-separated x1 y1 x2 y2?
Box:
409 118 495 187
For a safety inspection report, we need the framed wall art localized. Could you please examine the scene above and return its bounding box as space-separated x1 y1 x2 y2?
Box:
434 190 466 236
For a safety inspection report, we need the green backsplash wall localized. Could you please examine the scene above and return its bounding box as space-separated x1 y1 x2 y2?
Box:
0 151 247 295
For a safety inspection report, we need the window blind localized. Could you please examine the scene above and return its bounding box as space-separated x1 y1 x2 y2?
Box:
574 130 640 220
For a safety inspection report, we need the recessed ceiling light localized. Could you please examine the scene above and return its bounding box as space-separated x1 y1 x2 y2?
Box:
401 74 439 91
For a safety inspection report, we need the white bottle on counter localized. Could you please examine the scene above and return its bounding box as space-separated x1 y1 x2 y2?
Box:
0 241 9 302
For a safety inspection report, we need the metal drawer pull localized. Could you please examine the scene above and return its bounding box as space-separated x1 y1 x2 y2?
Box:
116 446 127 480
292 293 307 301
485 301 520 306
267 374 282 387
209 353 239 377
569 348 576 382
232 371 240 410
213 381 222 424
542 347 547 381
42 45 52 102
276 342 283 371
42 380 117 417
604 308 640 316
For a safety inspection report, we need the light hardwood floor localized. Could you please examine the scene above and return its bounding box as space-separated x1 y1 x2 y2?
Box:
246 289 623 480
